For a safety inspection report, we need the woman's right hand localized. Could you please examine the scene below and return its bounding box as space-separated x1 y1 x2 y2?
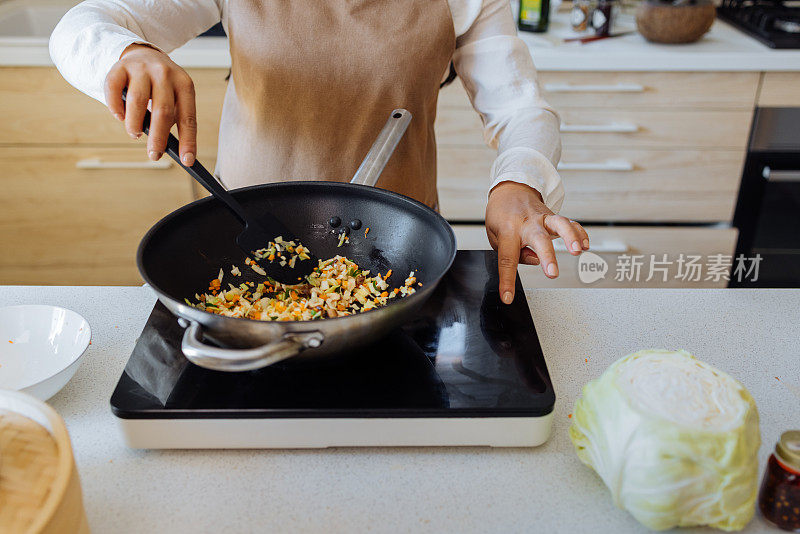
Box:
104 44 197 166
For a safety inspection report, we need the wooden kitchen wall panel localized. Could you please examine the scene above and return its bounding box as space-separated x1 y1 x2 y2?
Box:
438 72 759 110
758 72 800 107
437 147 743 222
0 67 227 151
435 107 753 150
0 147 194 285
451 224 738 288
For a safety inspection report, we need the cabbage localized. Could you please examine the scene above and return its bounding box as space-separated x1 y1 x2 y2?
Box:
569 349 760 531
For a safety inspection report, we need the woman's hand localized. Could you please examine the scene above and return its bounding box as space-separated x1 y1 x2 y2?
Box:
485 181 589 304
104 44 197 166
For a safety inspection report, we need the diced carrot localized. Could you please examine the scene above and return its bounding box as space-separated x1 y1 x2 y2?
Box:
290 290 298 300
268 254 275 261
380 291 388 297
384 269 392 280
364 228 370 238
337 303 345 311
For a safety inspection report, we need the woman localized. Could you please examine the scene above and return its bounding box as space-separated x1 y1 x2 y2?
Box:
50 0 589 304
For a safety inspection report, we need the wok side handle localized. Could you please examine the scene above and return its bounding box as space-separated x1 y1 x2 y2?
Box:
180 321 324 372
350 109 412 187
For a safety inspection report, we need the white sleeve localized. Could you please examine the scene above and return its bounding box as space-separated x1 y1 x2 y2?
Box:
49 0 223 104
450 0 564 212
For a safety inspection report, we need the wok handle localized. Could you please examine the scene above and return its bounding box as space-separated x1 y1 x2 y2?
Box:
180 320 324 372
121 89 251 227
350 109 412 187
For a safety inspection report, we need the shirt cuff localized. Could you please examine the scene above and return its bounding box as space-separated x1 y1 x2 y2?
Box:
489 146 565 213
49 21 166 105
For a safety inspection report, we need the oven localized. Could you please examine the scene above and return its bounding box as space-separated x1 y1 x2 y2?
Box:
732 107 800 287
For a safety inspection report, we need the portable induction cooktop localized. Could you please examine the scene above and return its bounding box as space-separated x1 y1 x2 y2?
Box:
110 250 555 449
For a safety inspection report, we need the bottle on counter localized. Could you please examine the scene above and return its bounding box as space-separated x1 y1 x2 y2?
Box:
591 0 615 36
518 0 550 33
759 430 800 532
571 0 591 32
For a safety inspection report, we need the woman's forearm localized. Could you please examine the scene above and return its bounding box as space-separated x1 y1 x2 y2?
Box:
452 0 564 212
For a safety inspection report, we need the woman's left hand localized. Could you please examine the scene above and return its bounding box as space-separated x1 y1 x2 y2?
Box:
485 181 590 304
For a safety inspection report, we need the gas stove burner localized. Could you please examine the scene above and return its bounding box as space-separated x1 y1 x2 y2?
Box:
718 0 800 47
775 17 800 32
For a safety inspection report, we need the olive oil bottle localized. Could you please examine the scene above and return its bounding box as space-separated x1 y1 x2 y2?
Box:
518 0 550 32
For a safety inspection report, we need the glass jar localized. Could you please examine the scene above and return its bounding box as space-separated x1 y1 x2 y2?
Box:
571 0 591 32
759 430 800 532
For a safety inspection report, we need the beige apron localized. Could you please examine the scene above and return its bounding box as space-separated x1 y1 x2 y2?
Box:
215 0 456 209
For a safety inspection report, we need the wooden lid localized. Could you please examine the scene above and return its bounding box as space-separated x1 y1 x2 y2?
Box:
0 390 88 534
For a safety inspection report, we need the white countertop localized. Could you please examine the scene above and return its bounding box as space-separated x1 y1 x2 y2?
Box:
0 284 797 533
3 1 800 71
523 14 800 71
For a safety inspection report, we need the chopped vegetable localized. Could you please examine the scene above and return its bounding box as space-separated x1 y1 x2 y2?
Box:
189 255 417 322
252 236 311 266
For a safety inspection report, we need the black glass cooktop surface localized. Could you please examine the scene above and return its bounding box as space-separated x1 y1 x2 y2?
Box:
111 250 554 419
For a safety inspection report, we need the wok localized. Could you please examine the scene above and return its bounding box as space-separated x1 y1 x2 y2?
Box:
137 112 456 372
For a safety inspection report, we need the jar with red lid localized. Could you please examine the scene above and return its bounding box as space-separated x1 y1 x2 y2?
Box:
759 430 800 531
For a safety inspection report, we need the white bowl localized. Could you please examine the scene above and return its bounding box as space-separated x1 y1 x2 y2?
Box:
0 305 91 400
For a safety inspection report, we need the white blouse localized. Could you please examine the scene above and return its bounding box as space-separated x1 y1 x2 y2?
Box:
49 0 564 211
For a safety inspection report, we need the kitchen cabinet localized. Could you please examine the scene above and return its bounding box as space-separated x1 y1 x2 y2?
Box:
439 71 760 110
0 65 762 287
0 146 201 285
757 72 800 107
0 66 226 285
452 224 738 289
438 147 743 222
437 106 752 150
0 67 228 153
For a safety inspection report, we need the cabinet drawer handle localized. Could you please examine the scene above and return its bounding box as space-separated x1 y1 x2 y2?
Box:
558 159 633 172
544 83 645 93
553 240 629 253
76 158 173 170
560 122 638 133
762 166 800 182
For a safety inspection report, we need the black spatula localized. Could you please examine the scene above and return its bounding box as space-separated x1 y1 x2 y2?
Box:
122 90 315 283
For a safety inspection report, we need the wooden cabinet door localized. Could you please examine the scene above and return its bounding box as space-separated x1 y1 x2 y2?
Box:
437 146 742 223
758 72 800 107
452 224 738 288
0 147 195 285
0 66 229 153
